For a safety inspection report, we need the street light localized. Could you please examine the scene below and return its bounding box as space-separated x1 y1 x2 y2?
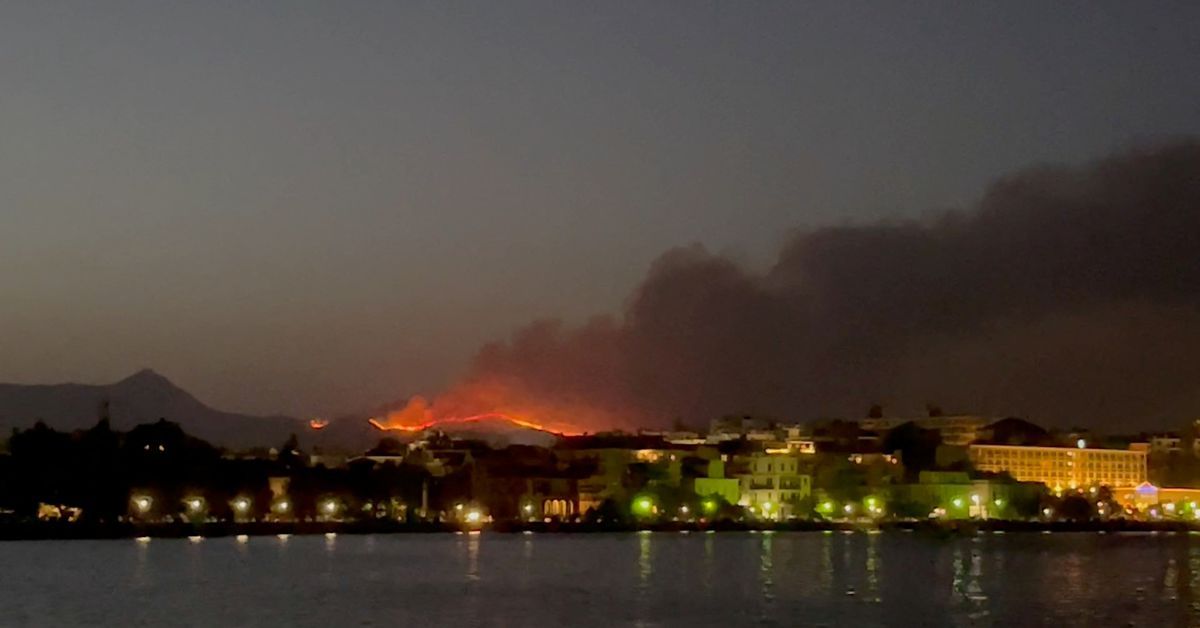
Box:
232 497 250 515
132 495 152 514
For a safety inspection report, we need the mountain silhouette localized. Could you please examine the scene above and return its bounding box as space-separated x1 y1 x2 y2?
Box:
0 369 306 449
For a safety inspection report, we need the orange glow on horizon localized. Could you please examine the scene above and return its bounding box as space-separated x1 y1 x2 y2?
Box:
308 419 330 430
367 412 584 437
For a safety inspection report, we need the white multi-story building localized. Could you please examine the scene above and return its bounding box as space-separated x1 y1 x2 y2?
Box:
734 453 812 519
969 443 1147 490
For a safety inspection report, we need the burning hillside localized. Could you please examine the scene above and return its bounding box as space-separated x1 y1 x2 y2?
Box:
365 386 594 437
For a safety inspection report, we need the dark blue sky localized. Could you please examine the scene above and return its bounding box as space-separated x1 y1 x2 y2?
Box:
2 1 1198 416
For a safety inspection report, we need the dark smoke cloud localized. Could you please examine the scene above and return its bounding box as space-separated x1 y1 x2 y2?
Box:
459 140 1200 431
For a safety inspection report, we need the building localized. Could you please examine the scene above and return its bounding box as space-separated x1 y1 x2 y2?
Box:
969 443 1148 490
861 415 991 446
732 453 812 519
1116 483 1200 513
692 459 740 505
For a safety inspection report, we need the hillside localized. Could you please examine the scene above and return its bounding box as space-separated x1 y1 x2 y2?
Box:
0 369 307 449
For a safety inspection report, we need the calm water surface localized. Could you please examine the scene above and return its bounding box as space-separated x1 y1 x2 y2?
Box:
1 531 1198 627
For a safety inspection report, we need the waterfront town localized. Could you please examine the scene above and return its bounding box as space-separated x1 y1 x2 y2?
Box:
4 406 1200 536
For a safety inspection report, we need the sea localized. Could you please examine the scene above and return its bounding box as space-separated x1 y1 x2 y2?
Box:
0 531 1196 627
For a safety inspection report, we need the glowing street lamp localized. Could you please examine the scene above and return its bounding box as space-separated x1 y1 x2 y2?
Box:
321 499 340 517
185 497 205 513
231 497 251 515
132 495 152 514
632 496 655 517
465 509 482 524
702 499 717 515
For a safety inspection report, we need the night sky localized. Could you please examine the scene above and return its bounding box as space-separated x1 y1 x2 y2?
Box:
2 2 1199 426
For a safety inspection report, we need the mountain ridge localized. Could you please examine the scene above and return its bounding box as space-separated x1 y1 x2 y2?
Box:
0 369 306 449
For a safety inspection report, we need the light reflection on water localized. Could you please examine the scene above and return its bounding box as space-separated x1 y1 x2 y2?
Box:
0 533 1197 627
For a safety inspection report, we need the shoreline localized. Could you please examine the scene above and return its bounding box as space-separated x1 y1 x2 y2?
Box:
2 518 1195 541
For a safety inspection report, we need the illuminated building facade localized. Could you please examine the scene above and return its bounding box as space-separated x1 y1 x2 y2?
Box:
733 453 812 518
968 443 1147 489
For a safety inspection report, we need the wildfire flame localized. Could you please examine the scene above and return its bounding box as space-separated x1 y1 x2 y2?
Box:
368 412 583 437
365 384 599 437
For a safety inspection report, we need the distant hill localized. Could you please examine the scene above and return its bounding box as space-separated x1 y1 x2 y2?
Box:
0 370 565 452
0 369 308 449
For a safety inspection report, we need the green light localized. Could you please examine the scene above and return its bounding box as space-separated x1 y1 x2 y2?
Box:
952 497 964 508
702 499 717 514
819 501 834 513
633 496 654 516
993 498 1005 508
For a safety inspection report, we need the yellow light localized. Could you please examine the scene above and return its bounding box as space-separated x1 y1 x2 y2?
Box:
761 502 772 512
523 504 533 513
325 532 337 539
466 510 482 523
188 535 203 543
235 534 249 543
322 500 338 515
135 536 151 543
232 497 250 513
186 498 203 512
680 505 689 514
133 496 152 512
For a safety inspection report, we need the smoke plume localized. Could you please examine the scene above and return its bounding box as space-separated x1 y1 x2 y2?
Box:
405 140 1200 432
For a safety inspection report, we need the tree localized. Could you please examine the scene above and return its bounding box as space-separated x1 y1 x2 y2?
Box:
1058 495 1094 521
882 422 942 480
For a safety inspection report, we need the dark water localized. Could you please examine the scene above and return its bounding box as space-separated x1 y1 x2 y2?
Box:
1 531 1198 627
